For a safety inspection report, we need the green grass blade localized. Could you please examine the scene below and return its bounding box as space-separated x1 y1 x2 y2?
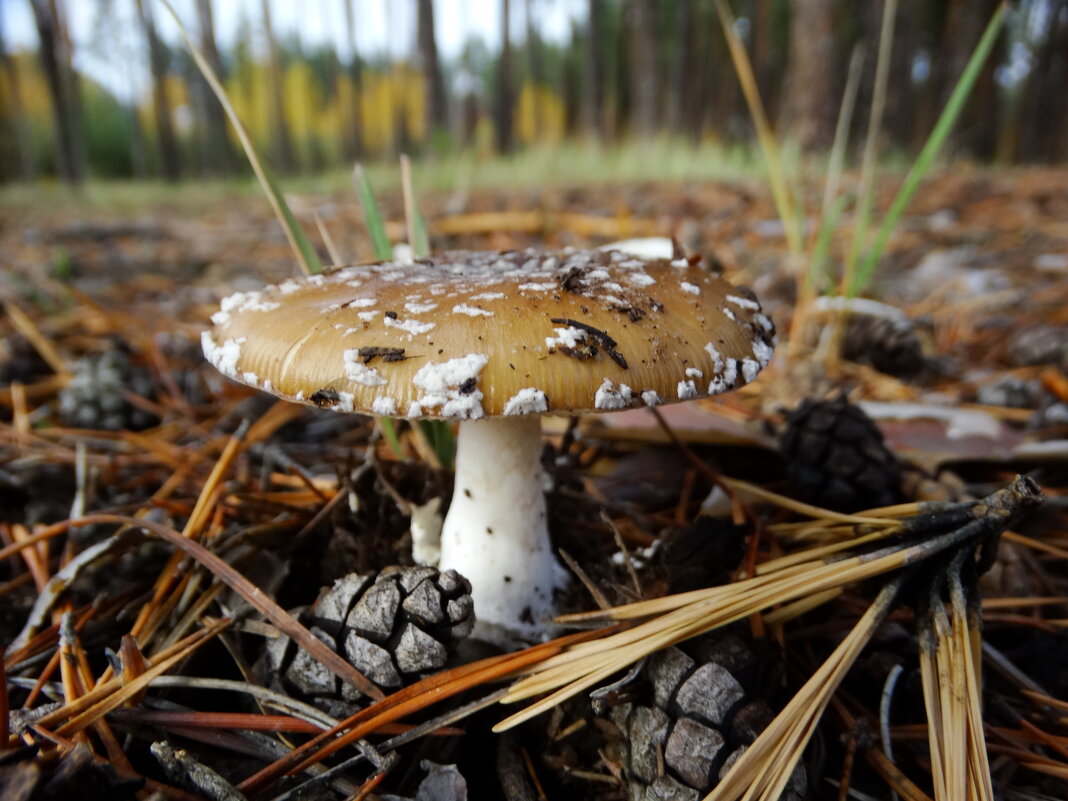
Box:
852 2 1007 295
377 418 406 461
416 420 455 470
352 164 393 260
263 169 324 274
844 0 898 288
808 193 851 294
158 0 322 276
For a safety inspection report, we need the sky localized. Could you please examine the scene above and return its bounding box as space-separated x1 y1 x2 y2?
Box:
2 0 583 102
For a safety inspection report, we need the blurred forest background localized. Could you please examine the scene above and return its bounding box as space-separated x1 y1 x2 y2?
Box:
0 0 1066 186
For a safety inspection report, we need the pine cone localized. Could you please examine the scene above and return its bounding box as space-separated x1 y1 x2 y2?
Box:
780 396 903 512
607 631 806 801
264 566 474 711
840 314 925 379
58 350 156 430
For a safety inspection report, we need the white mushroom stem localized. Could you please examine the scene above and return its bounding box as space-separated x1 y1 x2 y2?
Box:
439 416 560 642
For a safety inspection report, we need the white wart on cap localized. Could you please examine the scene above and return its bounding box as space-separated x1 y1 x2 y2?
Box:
203 248 775 643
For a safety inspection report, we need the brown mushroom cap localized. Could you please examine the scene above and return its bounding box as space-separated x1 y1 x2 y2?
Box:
202 248 775 419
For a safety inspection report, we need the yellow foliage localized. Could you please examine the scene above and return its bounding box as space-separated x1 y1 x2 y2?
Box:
515 83 566 146
226 58 271 153
137 74 192 135
358 65 426 155
1 52 53 123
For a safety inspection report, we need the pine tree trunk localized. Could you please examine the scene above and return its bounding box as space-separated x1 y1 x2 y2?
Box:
30 0 83 184
779 0 839 151
495 0 514 153
135 0 181 181
666 2 692 135
525 0 543 84
627 0 658 137
341 0 362 160
582 0 605 138
0 26 36 180
941 0 1000 159
260 0 296 172
194 0 236 174
417 0 448 137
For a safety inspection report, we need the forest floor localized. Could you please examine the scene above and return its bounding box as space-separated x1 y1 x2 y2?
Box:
1 165 1066 800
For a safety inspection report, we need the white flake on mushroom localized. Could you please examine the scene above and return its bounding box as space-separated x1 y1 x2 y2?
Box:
372 396 398 416
411 353 488 420
727 294 761 311
518 281 557 292
641 390 662 406
210 289 281 325
595 378 633 410
342 350 388 386
751 338 774 368
383 316 435 337
201 332 245 377
405 301 437 314
452 303 494 317
357 311 379 322
626 272 657 288
503 388 549 416
346 297 377 308
680 282 701 296
741 358 761 383
469 291 506 301
545 326 587 350
677 380 698 399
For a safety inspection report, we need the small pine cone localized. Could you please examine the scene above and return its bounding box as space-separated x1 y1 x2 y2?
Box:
840 314 925 379
607 632 806 801
264 566 474 710
0 334 52 385
780 396 903 512
58 350 156 430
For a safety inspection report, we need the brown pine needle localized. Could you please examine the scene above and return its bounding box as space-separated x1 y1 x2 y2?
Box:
707 579 902 801
74 513 384 701
238 628 606 796
717 476 895 526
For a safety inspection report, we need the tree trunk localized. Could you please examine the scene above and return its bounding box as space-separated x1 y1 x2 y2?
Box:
417 0 448 137
495 0 514 153
941 0 1000 159
340 0 362 159
779 0 839 151
0 25 36 180
582 0 605 138
30 0 83 184
1015 0 1068 161
626 0 657 137
665 1 692 136
194 0 236 174
260 0 296 172
524 0 543 84
135 0 181 181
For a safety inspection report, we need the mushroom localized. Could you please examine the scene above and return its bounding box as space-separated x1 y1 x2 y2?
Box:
202 248 775 643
